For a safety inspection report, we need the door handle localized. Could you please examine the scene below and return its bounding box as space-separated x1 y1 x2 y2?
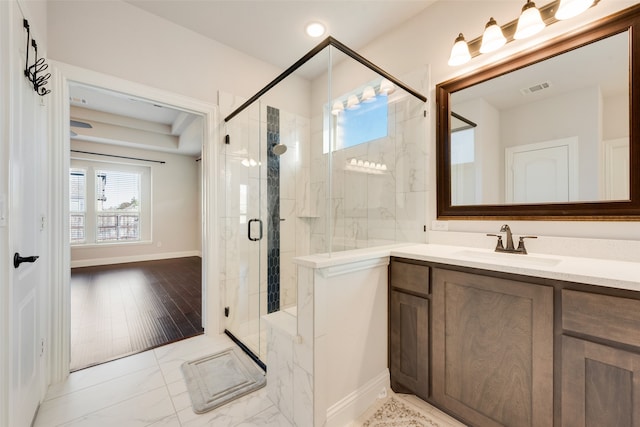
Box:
14 253 39 268
247 218 263 241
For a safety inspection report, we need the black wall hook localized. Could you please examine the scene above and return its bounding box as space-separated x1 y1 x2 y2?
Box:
23 19 51 96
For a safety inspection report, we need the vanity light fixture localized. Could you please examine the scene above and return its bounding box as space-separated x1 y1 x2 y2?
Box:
514 1 545 39
345 158 388 174
447 33 472 66
480 17 506 53
555 0 594 20
305 22 326 38
447 0 598 66
332 82 384 115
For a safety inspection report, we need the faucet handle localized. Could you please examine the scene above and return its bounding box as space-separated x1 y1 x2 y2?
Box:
486 233 504 251
516 236 537 254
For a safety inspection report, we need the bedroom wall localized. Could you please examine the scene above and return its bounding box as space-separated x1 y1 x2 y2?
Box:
70 140 200 267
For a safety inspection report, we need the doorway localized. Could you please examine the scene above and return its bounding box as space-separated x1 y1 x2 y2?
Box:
67 83 206 370
48 64 220 381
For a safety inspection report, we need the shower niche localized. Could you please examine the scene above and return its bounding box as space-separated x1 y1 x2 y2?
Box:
220 38 428 362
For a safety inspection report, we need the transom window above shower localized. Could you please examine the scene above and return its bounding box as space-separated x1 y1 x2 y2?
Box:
325 78 395 153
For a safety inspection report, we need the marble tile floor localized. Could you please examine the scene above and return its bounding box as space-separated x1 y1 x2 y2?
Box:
34 334 291 427
35 332 464 427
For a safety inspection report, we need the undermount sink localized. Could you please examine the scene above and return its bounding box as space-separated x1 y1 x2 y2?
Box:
453 249 562 268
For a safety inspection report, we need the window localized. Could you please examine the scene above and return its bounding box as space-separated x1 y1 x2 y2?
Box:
69 161 150 245
450 128 475 165
69 169 86 243
324 81 390 153
95 170 141 242
338 95 388 150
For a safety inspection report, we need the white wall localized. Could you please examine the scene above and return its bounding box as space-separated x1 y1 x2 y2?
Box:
46 0 310 118
355 0 639 240
70 140 200 267
603 93 629 140
501 86 601 201
455 98 501 204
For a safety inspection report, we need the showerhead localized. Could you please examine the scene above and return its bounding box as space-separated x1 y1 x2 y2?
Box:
272 143 287 156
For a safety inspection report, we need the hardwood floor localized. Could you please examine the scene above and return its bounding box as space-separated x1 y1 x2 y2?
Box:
70 256 203 371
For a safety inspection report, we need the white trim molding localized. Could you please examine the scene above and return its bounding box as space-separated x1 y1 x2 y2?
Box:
325 369 390 427
70 250 202 268
318 257 389 279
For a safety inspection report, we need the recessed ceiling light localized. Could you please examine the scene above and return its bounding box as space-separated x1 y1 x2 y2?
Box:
305 22 326 38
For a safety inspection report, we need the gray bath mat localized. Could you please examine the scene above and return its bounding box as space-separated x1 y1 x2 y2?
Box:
181 346 266 414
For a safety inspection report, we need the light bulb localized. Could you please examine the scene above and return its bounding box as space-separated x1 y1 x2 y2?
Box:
362 86 376 103
305 22 326 38
555 0 594 20
514 1 545 40
379 79 395 95
347 94 360 110
448 33 471 66
479 17 506 54
331 101 344 115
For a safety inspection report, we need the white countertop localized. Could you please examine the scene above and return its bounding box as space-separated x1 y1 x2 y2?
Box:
391 244 640 292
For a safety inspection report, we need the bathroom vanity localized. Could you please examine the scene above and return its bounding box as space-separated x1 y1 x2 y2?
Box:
389 245 640 427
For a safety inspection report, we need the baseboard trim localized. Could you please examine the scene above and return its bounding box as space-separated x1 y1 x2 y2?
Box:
70 251 201 268
325 369 390 427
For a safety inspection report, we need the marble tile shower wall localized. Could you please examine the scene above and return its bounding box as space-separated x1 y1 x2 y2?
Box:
309 92 428 253
279 110 312 310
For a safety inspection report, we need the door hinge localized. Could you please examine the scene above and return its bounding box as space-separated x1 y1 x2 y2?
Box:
40 338 45 357
224 307 230 317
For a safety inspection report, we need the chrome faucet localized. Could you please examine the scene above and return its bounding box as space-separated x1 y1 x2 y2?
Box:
487 224 537 254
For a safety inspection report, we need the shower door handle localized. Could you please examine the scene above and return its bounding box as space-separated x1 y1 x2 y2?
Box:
248 218 263 241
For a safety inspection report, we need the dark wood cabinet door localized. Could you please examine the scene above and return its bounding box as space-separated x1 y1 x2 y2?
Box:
389 290 429 401
562 336 640 427
432 268 554 427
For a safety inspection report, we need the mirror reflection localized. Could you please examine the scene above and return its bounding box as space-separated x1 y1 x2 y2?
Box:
449 30 629 206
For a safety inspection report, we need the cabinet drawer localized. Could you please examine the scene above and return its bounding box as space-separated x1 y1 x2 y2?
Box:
562 289 640 348
390 260 429 296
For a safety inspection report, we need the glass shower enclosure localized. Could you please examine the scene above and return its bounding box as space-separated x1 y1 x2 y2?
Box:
220 38 428 362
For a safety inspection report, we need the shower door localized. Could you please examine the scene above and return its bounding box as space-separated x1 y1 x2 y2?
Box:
223 101 269 360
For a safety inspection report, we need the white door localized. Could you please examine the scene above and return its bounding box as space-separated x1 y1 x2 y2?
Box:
6 2 48 425
506 137 578 203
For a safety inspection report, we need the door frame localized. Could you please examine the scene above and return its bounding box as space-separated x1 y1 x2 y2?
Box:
48 61 221 383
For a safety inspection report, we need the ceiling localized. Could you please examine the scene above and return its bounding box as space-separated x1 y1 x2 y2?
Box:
70 1 436 157
69 83 203 156
124 0 436 72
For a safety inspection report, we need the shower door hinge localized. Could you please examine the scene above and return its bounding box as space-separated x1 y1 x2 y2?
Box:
224 307 230 317
225 134 230 144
